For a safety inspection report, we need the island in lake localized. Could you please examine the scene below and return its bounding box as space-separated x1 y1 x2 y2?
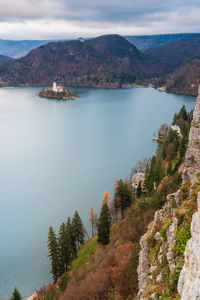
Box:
39 82 77 99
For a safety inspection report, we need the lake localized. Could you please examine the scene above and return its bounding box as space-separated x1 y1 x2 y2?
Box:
0 86 195 298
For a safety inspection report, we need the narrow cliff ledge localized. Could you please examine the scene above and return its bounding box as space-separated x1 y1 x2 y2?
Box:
137 86 200 299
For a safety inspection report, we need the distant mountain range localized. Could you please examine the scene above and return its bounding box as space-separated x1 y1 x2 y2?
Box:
1 33 200 58
125 33 200 51
0 39 50 58
0 54 10 64
0 33 200 95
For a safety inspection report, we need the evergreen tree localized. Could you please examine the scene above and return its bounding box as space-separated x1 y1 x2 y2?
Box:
97 203 111 245
58 223 71 274
147 155 156 194
72 211 84 249
167 161 173 176
136 181 142 198
172 112 178 125
178 105 187 121
114 179 132 218
48 226 60 282
143 162 149 193
180 135 187 158
66 217 77 258
154 147 163 186
11 288 22 300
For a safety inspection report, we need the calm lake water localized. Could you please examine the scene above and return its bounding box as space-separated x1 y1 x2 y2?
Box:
0 86 195 298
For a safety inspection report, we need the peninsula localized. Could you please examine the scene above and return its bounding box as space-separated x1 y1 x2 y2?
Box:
39 82 77 99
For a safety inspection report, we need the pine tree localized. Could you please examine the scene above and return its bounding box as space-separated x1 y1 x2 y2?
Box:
114 179 132 219
66 217 77 258
10 288 22 300
72 211 84 249
58 223 71 274
143 162 149 193
178 105 187 121
136 181 142 198
97 203 111 245
48 226 60 282
147 156 156 195
180 135 187 158
167 161 173 176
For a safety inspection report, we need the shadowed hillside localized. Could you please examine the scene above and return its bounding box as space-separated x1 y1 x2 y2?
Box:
0 34 161 88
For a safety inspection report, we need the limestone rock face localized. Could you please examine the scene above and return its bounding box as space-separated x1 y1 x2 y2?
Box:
137 86 200 299
183 86 200 184
166 218 178 272
178 193 200 300
137 233 150 295
137 190 180 297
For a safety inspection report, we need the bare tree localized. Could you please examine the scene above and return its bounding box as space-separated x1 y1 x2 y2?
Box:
89 208 98 237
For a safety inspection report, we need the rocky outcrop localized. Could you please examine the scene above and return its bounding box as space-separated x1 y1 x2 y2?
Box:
178 192 200 300
183 85 200 183
137 191 180 298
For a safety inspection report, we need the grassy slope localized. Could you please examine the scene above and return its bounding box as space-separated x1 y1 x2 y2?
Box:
70 236 98 273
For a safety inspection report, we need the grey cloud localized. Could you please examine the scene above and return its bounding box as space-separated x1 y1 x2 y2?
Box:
0 0 199 39
0 0 199 22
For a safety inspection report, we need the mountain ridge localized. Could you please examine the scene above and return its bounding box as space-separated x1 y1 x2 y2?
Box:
0 34 160 89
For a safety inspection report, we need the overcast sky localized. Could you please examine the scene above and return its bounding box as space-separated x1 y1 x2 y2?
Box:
0 0 200 40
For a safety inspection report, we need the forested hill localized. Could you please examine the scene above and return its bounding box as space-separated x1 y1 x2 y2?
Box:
165 56 200 96
0 54 11 64
1 34 200 93
0 34 161 89
144 36 200 74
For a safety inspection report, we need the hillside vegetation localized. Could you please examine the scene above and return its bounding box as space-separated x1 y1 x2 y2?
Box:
30 104 195 300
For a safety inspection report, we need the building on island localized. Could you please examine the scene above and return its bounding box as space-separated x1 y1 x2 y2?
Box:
52 82 64 93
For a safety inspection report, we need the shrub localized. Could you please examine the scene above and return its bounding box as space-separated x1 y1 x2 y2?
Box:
173 222 191 257
58 272 70 292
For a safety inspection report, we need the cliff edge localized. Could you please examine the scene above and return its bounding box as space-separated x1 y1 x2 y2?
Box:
137 86 200 299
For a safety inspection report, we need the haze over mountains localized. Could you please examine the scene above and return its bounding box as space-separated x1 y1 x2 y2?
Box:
1 33 200 58
0 33 200 94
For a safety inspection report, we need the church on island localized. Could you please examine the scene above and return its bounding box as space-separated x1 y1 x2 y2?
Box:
52 82 64 93
39 82 77 99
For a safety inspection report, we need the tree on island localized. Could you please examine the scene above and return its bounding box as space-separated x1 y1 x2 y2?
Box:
48 226 60 282
10 288 22 300
97 203 111 245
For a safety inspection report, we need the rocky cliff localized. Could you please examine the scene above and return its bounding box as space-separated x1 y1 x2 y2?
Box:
177 86 200 300
137 86 200 299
